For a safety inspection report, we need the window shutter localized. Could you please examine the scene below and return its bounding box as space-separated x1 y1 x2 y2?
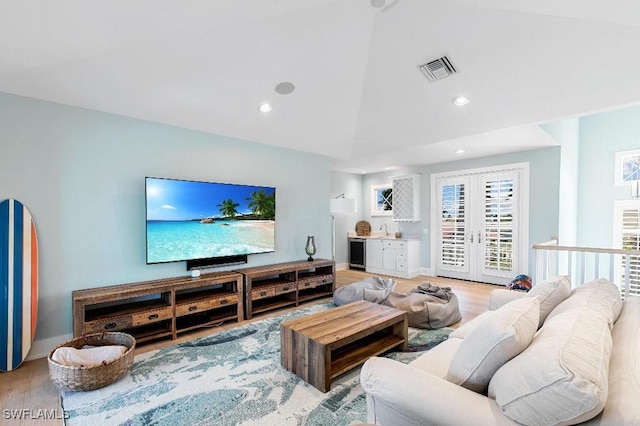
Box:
620 207 640 297
483 178 514 272
441 183 466 267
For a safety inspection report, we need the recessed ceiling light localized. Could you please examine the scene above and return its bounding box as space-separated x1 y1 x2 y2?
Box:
258 103 272 113
455 149 466 154
452 96 470 106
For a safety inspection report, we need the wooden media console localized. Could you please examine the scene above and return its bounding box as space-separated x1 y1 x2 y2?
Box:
72 271 243 343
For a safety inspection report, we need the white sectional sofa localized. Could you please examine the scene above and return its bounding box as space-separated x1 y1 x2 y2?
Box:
360 276 640 425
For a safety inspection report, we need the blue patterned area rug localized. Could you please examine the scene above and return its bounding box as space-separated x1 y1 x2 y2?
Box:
61 302 451 426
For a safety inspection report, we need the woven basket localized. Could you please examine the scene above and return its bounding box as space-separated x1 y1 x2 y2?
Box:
47 332 136 392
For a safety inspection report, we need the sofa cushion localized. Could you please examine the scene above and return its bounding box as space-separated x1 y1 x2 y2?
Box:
546 278 622 326
489 307 612 426
525 275 571 327
409 337 462 379
595 296 640 424
488 288 527 311
445 297 539 394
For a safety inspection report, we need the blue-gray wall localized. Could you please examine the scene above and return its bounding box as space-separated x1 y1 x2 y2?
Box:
577 106 640 247
0 92 332 343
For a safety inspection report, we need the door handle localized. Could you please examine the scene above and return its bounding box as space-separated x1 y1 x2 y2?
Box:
478 231 482 244
467 232 474 243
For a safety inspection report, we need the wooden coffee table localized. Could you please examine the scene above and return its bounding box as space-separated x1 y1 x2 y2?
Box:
280 300 408 392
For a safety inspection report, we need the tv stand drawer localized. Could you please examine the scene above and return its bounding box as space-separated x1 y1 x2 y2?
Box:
252 287 276 300
176 300 212 317
211 294 238 308
275 283 295 295
132 307 173 325
85 315 133 334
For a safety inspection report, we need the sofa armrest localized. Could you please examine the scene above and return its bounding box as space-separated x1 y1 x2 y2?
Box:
360 357 515 426
489 289 526 310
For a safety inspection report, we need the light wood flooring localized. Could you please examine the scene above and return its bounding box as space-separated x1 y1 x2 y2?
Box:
0 270 495 425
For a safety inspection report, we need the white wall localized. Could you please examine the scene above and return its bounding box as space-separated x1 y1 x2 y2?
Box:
0 92 332 345
330 172 362 266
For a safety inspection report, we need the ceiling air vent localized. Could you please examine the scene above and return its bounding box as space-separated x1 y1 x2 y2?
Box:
418 56 458 82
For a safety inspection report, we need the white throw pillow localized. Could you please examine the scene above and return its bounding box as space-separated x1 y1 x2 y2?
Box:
489 307 612 425
546 278 622 326
445 296 539 394
524 275 571 328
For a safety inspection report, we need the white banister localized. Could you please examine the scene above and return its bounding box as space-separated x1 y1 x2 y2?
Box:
532 240 640 298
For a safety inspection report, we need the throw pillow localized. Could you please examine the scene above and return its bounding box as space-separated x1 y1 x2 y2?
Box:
545 278 622 327
445 296 539 394
524 275 570 328
489 307 612 425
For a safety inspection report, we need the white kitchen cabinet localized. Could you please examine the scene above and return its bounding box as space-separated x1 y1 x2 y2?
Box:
392 174 421 222
365 239 383 269
365 238 421 278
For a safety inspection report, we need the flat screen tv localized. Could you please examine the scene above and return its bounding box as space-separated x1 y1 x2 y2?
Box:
145 177 275 265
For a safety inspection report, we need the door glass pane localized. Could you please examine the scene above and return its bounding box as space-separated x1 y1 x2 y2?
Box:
441 183 465 267
484 178 513 271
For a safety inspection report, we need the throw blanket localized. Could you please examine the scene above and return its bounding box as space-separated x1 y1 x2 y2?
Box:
51 345 128 367
333 277 397 306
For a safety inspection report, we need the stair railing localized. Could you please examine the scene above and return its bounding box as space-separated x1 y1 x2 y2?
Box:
531 239 640 298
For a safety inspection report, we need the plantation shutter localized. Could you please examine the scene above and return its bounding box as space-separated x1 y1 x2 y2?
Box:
482 175 516 275
441 182 466 268
620 206 640 297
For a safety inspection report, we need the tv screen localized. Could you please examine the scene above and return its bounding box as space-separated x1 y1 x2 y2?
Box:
145 177 275 264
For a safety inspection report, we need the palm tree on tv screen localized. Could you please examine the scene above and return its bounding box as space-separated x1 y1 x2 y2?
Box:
218 199 239 219
247 190 275 220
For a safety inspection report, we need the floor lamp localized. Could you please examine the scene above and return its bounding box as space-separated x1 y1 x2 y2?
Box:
330 194 357 261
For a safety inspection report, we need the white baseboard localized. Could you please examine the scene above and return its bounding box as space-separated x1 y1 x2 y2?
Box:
335 262 349 271
27 333 73 361
420 267 435 277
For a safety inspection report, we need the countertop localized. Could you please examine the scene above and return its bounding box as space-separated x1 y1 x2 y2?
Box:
347 232 420 241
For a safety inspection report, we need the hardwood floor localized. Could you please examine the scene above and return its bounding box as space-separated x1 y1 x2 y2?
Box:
0 269 495 424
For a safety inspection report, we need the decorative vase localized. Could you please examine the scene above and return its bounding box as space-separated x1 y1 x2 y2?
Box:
305 236 316 261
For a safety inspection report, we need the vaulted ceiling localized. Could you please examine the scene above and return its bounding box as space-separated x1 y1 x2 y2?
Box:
2 0 640 173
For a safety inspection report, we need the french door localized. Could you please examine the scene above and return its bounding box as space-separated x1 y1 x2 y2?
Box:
433 164 528 285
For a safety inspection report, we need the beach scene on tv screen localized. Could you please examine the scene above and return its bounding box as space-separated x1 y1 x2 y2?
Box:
146 178 275 263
